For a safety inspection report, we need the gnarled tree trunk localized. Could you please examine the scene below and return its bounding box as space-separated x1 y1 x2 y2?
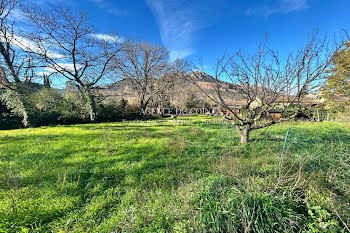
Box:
236 124 251 144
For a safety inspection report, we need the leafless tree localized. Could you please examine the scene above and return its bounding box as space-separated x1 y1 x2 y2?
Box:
0 0 42 126
191 31 338 143
22 5 123 121
0 0 19 86
0 0 38 87
115 41 172 110
151 59 191 109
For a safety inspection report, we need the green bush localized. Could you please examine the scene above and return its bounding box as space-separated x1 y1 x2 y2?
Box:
0 86 89 128
97 99 129 122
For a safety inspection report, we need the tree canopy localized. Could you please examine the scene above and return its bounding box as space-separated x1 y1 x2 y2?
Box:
322 39 350 115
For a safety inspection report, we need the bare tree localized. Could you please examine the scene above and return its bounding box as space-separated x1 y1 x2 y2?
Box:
0 0 19 86
116 41 171 110
0 0 42 126
22 5 123 121
192 31 337 143
0 0 37 86
151 59 191 109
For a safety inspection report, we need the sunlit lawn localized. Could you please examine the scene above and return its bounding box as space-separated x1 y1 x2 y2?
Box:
0 116 349 232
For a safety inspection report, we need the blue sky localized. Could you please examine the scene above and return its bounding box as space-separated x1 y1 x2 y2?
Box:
32 0 349 72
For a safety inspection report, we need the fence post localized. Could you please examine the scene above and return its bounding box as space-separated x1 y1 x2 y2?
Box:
280 127 290 162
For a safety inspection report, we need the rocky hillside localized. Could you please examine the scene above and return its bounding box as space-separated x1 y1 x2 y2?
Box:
98 71 243 107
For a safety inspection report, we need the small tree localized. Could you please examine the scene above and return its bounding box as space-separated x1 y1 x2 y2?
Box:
22 5 123 121
192 31 337 143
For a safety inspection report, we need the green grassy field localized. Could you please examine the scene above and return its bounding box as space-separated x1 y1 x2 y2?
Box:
0 116 349 232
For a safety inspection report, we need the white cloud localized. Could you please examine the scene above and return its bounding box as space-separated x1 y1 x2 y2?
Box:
246 0 308 18
89 0 128 17
0 34 65 60
146 0 201 60
107 8 128 17
36 71 52 76
91 0 102 3
0 33 80 78
90 33 123 43
44 63 83 73
170 49 193 61
29 0 64 5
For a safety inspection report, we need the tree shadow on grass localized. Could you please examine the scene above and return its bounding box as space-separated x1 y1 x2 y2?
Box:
0 124 206 231
0 137 208 232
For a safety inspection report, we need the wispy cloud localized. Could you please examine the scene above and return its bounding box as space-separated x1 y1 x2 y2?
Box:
145 0 202 60
0 34 65 60
246 0 308 18
107 8 128 17
90 0 128 17
90 33 123 43
169 49 193 61
0 33 79 76
29 0 64 5
44 63 83 73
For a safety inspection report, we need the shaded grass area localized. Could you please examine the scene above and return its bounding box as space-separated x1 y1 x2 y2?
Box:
0 116 349 232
